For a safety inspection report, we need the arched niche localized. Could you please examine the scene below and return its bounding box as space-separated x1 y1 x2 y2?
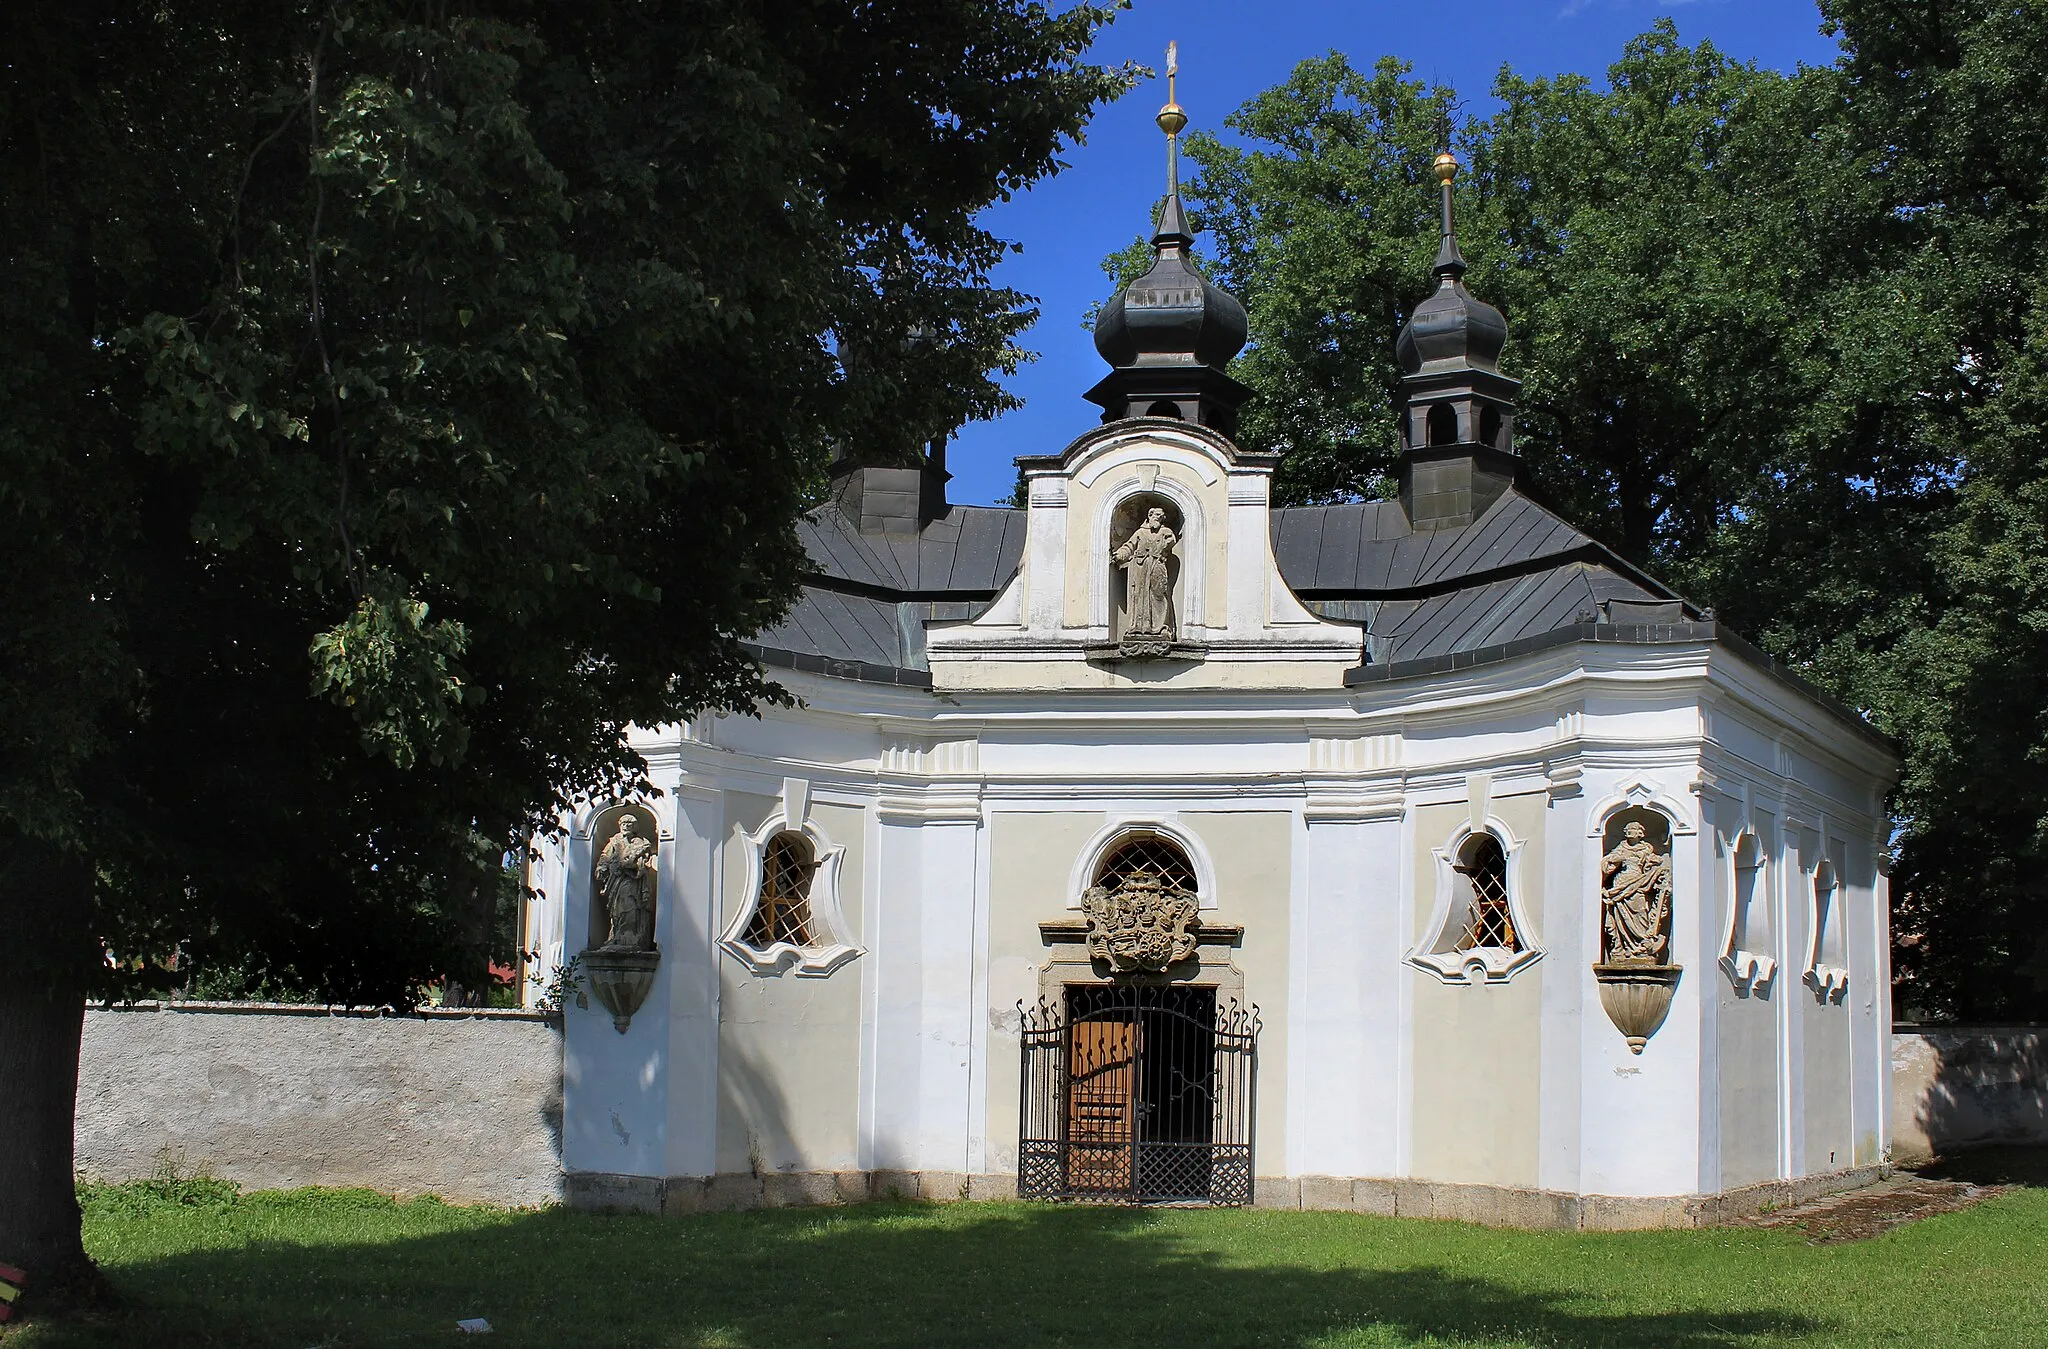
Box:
1106 492 1185 646
587 803 660 951
1597 805 1676 966
1087 470 1209 640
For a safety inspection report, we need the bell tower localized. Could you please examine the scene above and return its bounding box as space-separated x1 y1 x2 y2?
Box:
1394 149 1523 530
1084 45 1252 435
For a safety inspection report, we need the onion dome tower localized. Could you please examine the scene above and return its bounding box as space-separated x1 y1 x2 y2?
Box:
1394 149 1523 530
1085 47 1252 434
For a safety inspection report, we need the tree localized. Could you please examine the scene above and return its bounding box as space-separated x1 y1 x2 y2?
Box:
1145 12 2048 1021
0 0 1129 1294
1806 0 2048 1020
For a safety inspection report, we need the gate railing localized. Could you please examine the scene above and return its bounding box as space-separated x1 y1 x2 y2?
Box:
1017 985 1259 1206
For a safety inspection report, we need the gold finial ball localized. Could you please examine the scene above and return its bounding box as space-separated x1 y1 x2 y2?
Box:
1434 151 1459 184
1157 102 1188 137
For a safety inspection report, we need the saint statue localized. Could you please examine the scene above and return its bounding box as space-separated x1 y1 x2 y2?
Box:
1599 819 1672 964
1112 506 1178 651
595 811 659 951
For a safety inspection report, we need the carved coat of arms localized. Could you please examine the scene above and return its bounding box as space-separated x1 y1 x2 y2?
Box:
1081 867 1200 973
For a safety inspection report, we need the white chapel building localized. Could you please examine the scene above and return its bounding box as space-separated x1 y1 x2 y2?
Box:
527 124 1898 1227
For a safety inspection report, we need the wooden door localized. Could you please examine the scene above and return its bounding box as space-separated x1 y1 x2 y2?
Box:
1066 1016 1140 1192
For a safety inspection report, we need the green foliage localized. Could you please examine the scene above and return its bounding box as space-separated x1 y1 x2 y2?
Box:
77 1160 242 1222
1145 8 2048 1019
0 0 1131 1008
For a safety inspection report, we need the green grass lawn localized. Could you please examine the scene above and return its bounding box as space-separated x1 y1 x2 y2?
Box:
7 1152 2047 1348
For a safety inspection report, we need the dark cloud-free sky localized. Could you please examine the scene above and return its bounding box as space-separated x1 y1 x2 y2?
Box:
941 1 1839 504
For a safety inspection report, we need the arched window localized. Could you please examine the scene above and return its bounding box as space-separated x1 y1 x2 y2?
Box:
1095 832 1199 897
1410 826 1540 984
1145 400 1184 420
1455 833 1518 951
1426 403 1457 446
745 832 816 949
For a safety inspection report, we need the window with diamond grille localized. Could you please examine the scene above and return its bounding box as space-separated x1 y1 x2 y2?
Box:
746 832 816 949
1456 832 1519 950
1094 833 1198 897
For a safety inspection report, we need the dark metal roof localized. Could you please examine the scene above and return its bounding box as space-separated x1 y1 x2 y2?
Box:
796 502 1026 596
1269 494 1602 595
758 488 1693 684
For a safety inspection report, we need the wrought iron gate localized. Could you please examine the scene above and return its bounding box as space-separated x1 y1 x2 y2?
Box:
1017 984 1259 1205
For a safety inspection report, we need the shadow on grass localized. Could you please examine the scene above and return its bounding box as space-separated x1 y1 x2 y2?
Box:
28 1198 1827 1349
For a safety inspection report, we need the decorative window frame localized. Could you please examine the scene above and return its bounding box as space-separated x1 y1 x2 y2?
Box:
1801 854 1848 1002
1408 817 1544 985
720 778 862 978
1086 471 1209 640
1066 816 1217 910
1717 829 1777 994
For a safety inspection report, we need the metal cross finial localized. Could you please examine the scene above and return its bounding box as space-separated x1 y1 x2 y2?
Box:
1157 41 1187 197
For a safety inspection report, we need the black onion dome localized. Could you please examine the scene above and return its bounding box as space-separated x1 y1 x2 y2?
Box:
1093 192 1249 370
1395 152 1507 377
1395 271 1508 376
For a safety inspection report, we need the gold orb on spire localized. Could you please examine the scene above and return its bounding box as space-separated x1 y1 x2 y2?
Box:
1434 150 1460 184
1158 40 1186 137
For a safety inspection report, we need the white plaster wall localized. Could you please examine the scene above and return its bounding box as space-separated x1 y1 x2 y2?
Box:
1709 794 1785 1190
1295 779 1404 1180
1192 809 1293 1178
76 1005 562 1207
983 810 1109 1176
1576 763 1706 1199
560 778 681 1181
1792 829 1858 1173
542 633 1898 1204
714 794 865 1175
1406 795 1545 1189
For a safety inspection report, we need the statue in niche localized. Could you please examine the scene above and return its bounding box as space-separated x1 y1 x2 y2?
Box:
1082 866 1199 973
595 811 659 951
1113 506 1178 656
1600 819 1672 964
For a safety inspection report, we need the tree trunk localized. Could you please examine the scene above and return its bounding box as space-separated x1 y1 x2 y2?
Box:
0 980 95 1300
0 842 105 1309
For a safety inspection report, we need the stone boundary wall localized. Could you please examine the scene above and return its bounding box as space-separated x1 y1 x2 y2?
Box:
1890 1025 2048 1164
75 1002 563 1208
74 1013 2043 1216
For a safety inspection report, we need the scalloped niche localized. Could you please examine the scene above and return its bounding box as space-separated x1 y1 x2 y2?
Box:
1719 830 1777 995
1802 855 1849 1002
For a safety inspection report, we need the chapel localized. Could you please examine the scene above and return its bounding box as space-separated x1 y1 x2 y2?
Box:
528 80 1899 1227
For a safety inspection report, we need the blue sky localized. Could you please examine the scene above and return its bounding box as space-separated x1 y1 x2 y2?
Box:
940 0 1842 505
